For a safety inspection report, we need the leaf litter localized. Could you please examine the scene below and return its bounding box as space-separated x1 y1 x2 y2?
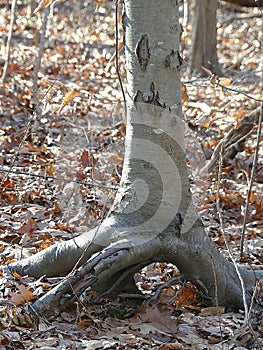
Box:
0 0 263 348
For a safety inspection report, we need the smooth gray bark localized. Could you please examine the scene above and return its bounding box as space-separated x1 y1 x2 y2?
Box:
3 0 263 315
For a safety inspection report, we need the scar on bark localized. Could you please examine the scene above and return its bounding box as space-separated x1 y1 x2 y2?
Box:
165 50 183 70
136 34 150 71
134 82 165 108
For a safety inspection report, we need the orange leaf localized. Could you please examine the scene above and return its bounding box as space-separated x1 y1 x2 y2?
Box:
77 320 93 328
46 165 56 175
7 63 21 74
53 202 61 214
13 272 21 279
53 222 70 231
58 90 80 114
181 83 189 104
175 283 200 307
34 0 53 14
76 171 86 180
63 90 79 105
95 0 104 11
2 176 15 189
233 110 246 119
218 77 232 87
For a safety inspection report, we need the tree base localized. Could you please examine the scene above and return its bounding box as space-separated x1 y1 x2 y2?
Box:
4 217 263 317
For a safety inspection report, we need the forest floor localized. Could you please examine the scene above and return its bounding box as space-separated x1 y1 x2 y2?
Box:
0 0 263 349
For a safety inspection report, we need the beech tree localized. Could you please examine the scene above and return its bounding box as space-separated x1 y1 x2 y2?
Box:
3 0 263 316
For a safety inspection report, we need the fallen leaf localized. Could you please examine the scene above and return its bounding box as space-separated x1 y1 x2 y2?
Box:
95 0 104 12
81 149 90 168
9 283 34 306
58 90 80 114
34 0 53 14
181 83 189 104
199 306 225 316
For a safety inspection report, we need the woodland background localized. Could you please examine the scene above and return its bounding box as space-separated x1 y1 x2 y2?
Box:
0 0 262 348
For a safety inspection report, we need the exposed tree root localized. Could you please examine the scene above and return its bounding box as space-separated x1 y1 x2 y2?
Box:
4 217 263 317
30 240 132 316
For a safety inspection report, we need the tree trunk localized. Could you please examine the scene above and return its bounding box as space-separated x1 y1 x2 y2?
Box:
189 0 222 75
3 0 263 316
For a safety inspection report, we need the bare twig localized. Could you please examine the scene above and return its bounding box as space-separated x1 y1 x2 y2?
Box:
1 0 17 84
33 7 50 118
0 167 118 190
247 280 263 350
0 114 35 190
210 255 219 307
210 255 224 349
0 7 49 191
184 78 263 103
217 81 263 103
216 154 249 322
115 0 127 119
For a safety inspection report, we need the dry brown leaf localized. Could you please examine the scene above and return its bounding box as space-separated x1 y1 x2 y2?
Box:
81 149 89 168
63 90 79 105
95 0 104 12
201 66 213 77
18 218 38 235
12 307 35 328
9 283 34 306
175 283 200 307
181 83 189 104
201 66 232 88
13 271 21 279
34 0 65 13
34 0 53 14
210 76 232 89
58 89 80 114
46 165 56 176
218 77 232 87
199 306 225 316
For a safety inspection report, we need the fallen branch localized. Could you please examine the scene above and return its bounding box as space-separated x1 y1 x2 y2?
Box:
222 0 263 7
200 106 261 175
223 12 263 26
240 103 263 258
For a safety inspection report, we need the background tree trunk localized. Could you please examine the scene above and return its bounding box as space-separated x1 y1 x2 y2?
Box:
189 0 222 75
